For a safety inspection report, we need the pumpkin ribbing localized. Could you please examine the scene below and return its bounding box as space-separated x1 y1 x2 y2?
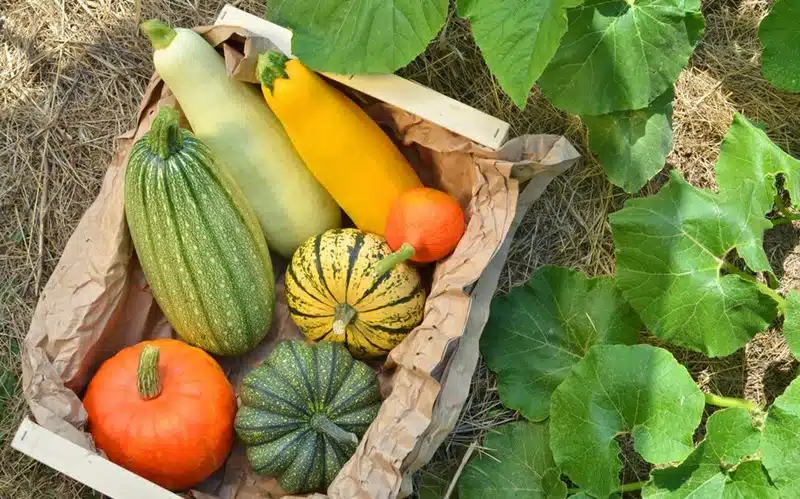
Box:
285 228 426 358
235 340 380 494
124 106 275 356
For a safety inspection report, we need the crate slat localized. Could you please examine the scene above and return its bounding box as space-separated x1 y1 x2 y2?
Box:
12 418 182 499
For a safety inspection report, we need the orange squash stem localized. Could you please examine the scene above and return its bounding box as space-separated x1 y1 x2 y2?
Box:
136 345 161 400
373 243 416 278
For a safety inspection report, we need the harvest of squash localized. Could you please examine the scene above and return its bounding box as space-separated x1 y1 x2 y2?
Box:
140 20 341 257
285 228 426 358
256 50 423 237
235 340 381 494
83 339 236 491
124 106 274 356
383 187 466 266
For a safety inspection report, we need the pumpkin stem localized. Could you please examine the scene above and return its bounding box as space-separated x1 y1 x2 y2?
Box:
137 344 162 400
333 303 357 336
140 19 176 50
373 243 416 279
310 414 358 446
256 51 290 92
147 107 184 160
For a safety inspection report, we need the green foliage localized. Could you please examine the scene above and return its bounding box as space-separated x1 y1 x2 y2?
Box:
714 114 800 276
457 0 582 108
783 291 800 359
268 0 448 74
582 89 674 193
762 376 800 493
759 0 800 93
610 169 779 357
480 265 641 422
643 408 776 498
537 0 704 115
458 421 567 499
549 344 705 498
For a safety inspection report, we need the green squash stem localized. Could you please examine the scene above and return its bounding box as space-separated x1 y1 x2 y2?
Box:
332 303 357 336
310 414 358 446
373 243 415 278
137 344 162 400
256 51 290 92
140 19 177 50
146 107 184 160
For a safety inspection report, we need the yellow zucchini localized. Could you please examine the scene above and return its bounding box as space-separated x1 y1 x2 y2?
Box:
256 51 423 237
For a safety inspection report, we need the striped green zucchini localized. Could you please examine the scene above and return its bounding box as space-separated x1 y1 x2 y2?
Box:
285 228 426 358
234 340 381 493
124 106 275 356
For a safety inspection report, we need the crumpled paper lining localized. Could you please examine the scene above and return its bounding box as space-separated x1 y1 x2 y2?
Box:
20 24 581 499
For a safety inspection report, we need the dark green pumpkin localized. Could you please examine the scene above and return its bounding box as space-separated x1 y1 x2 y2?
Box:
235 340 381 493
124 106 275 356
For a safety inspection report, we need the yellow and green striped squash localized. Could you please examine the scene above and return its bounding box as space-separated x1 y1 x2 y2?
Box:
124 106 275 356
285 228 425 358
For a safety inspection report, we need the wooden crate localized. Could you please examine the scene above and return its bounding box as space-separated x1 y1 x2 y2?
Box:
11 5 512 499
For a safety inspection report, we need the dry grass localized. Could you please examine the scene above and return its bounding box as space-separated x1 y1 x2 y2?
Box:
1 0 799 497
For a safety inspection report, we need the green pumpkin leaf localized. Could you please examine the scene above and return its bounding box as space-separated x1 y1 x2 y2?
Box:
583 89 674 193
762 376 800 492
457 0 583 109
642 408 772 499
537 0 704 115
759 0 800 93
714 114 800 276
783 291 800 359
609 169 779 357
458 421 568 499
268 0 448 74
481 265 641 422
550 344 705 498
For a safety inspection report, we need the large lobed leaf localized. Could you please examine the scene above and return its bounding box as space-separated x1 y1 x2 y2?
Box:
783 290 800 360
643 407 777 498
759 0 800 93
481 265 641 422
583 89 674 193
610 169 779 357
268 0 448 74
762 375 800 495
549 344 704 498
715 114 800 276
458 421 567 499
457 0 582 109
538 0 704 115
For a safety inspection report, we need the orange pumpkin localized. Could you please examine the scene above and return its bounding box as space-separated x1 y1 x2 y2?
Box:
83 339 236 491
382 187 466 269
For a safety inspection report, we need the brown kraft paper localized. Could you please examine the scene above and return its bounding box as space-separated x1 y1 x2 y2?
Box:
20 25 581 499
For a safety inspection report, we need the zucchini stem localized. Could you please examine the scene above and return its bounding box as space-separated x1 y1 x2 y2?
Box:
147 107 184 160
333 303 357 336
704 392 759 411
256 51 290 92
140 19 176 50
137 345 162 400
310 414 358 446
373 243 415 278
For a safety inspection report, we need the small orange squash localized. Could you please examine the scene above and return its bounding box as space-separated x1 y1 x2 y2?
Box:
83 339 236 491
256 51 423 236
381 187 466 270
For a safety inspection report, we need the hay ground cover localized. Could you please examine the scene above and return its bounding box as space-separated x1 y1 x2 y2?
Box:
1 0 799 497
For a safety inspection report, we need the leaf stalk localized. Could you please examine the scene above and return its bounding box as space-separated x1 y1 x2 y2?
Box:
721 262 786 312
704 392 759 411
